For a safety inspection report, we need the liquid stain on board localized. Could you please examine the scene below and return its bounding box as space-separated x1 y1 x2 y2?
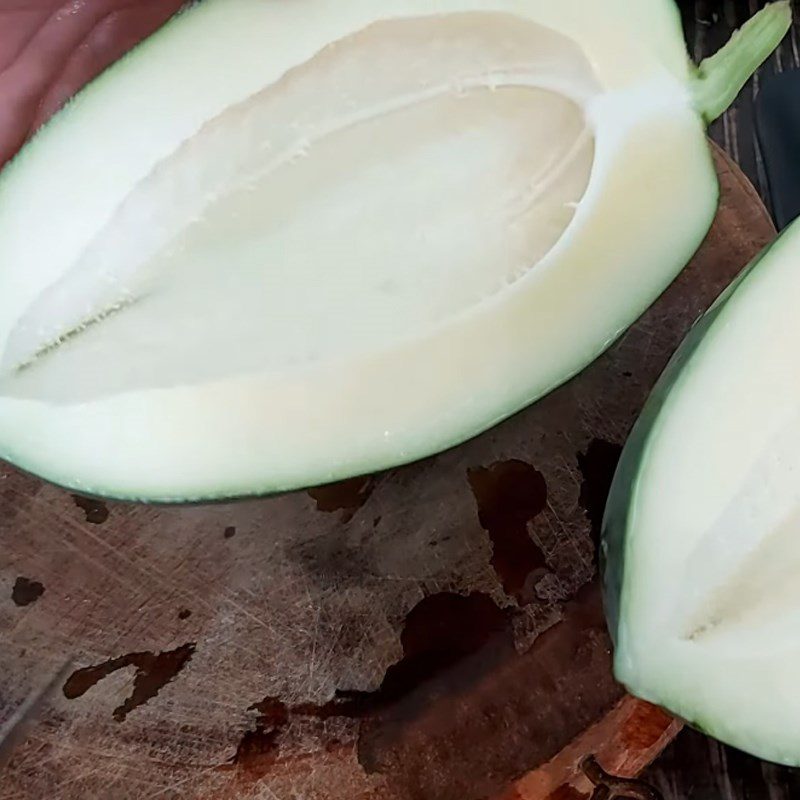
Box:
72 494 109 524
468 459 549 605
353 582 613 799
227 459 611 793
577 439 623 557
229 583 613 800
11 576 45 606
308 475 375 522
229 591 512 773
63 642 195 721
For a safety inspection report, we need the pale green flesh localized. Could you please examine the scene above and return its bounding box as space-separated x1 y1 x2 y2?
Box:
3 83 593 401
606 221 800 765
0 0 787 500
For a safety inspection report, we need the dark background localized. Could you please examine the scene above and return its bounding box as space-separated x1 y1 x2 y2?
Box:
642 2 800 798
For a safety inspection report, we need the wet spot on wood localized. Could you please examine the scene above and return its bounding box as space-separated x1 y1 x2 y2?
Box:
282 594 507 712
345 592 512 722
228 697 289 772
11 576 44 607
577 440 623 557
308 476 375 522
468 460 548 605
294 532 375 586
63 643 195 722
224 526 236 539
71 495 109 524
231 592 511 774
354 582 617 800
229 585 617 798
178 609 192 620
230 724 284 773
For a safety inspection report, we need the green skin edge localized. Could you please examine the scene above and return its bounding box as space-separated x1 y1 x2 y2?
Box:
600 229 789 735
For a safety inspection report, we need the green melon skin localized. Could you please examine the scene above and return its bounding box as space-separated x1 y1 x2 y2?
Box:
600 252 764 637
600 229 788 748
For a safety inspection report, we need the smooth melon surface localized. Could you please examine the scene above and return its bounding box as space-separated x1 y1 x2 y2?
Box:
0 0 740 499
603 220 800 765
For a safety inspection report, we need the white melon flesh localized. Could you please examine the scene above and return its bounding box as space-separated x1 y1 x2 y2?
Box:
605 222 800 765
0 0 789 500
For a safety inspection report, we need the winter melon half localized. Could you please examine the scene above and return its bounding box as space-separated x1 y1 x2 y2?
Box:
0 0 790 500
602 182 800 765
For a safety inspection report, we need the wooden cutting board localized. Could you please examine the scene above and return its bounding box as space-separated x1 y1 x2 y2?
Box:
0 145 774 800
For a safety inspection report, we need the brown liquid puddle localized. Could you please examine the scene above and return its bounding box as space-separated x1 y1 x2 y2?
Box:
577 439 623 557
63 643 195 722
468 459 548 605
231 585 618 800
308 476 375 522
11 576 45 607
230 592 511 768
71 495 110 524
229 455 621 799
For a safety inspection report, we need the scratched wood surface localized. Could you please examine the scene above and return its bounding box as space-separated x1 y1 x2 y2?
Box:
0 2 790 799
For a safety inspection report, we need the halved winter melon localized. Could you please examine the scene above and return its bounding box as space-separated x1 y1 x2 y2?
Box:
0 0 790 500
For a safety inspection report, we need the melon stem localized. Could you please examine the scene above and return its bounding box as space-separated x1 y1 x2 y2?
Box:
691 0 791 124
